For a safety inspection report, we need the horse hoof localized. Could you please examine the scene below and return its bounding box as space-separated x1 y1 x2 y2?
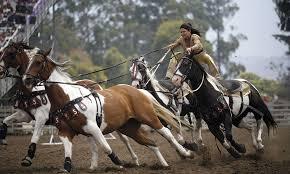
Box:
21 156 32 167
0 139 7 145
89 165 98 171
227 147 241 158
234 143 246 154
182 141 198 151
256 148 264 154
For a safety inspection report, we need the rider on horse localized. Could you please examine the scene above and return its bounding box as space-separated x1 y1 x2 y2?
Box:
163 22 220 113
165 22 220 80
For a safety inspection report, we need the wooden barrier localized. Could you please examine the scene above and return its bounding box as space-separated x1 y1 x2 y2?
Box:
245 102 290 126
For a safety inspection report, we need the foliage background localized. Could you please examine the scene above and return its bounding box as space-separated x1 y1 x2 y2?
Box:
28 0 289 99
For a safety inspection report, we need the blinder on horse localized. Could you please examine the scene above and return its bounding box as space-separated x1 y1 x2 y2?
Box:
0 43 32 79
130 58 148 88
23 53 48 87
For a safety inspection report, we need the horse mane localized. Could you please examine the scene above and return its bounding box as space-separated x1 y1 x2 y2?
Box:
35 49 72 82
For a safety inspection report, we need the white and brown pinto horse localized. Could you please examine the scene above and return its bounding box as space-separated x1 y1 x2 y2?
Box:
0 42 138 171
22 50 194 171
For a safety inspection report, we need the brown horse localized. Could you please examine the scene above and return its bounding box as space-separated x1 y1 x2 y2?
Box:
0 42 139 171
22 49 194 171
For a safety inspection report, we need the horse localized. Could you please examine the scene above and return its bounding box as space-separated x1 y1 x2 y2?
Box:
22 49 195 171
0 42 139 171
172 53 277 157
129 56 204 147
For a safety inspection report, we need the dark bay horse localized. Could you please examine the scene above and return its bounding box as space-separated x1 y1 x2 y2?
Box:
22 49 195 171
0 42 139 171
172 53 277 157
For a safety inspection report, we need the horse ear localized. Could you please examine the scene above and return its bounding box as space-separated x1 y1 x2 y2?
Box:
44 48 52 56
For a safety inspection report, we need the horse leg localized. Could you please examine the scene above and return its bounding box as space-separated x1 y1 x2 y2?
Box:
116 131 139 166
223 110 246 154
118 124 169 167
256 119 264 151
83 120 123 167
237 118 258 150
87 137 98 170
178 112 199 152
0 110 32 145
206 122 241 158
59 134 74 173
157 126 194 158
195 116 203 145
21 110 48 167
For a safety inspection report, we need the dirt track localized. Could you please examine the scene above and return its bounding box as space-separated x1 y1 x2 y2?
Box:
0 126 289 174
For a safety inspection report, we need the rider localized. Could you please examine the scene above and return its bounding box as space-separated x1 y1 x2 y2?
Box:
164 22 221 114
165 22 220 80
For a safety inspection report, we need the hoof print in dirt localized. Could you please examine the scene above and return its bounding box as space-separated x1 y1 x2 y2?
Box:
150 164 171 170
123 162 139 168
104 166 124 172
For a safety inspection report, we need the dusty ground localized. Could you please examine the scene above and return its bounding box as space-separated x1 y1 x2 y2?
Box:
0 126 289 174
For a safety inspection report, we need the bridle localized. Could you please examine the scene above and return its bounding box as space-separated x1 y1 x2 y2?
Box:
24 53 48 85
174 56 204 93
130 59 148 88
0 45 22 79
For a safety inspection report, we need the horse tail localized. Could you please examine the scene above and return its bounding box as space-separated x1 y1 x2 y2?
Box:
138 89 192 131
151 99 180 132
245 80 277 134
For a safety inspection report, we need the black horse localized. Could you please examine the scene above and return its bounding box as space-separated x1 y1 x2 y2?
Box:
129 56 203 151
172 53 276 158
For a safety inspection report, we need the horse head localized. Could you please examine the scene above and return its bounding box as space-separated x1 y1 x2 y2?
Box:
23 48 63 90
129 56 149 88
172 53 207 91
0 42 35 78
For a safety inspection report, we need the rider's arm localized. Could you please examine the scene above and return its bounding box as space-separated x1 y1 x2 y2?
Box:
189 34 203 54
166 37 182 50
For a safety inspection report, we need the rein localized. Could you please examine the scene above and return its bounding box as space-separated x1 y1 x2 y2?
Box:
146 49 171 86
37 73 130 87
174 57 205 93
70 46 167 79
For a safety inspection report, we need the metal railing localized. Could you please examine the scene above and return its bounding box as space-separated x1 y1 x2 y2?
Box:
0 0 58 99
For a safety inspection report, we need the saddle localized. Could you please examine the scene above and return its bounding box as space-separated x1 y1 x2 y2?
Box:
216 79 251 97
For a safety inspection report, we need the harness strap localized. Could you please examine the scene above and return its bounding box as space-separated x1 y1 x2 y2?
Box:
49 97 83 118
243 104 264 117
237 92 244 116
92 92 103 127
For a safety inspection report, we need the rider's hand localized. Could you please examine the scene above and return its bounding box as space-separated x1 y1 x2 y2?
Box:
186 47 192 55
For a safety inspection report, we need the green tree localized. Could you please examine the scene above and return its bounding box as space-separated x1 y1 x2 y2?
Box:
63 48 107 82
203 0 247 78
239 72 279 97
272 0 290 99
103 47 129 85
